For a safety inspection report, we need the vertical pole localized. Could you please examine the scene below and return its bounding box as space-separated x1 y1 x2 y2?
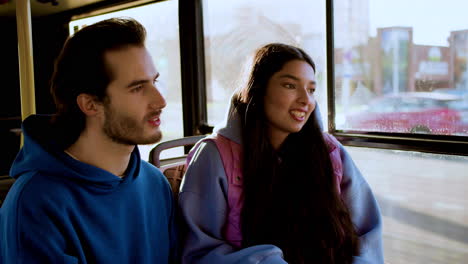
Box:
326 0 336 132
16 0 36 147
16 0 36 121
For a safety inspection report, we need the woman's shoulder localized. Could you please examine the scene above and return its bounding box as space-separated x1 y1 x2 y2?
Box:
321 132 341 153
188 137 221 162
189 134 240 163
181 138 230 198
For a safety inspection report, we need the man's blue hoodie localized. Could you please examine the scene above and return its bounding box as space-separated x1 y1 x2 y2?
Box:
0 115 177 263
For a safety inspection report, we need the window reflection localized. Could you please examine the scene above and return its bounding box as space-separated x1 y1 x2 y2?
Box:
334 0 468 136
345 92 465 134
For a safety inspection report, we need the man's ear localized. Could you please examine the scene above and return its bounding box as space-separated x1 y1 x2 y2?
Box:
76 94 102 116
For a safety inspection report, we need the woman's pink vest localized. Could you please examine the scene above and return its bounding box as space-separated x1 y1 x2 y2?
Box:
191 133 343 248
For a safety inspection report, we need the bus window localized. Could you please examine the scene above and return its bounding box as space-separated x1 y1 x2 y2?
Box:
202 0 328 128
334 0 468 137
334 0 468 262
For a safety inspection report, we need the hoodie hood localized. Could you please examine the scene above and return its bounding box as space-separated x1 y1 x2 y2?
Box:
10 115 140 190
214 96 324 145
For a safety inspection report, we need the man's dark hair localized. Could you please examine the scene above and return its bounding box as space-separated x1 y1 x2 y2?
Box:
50 17 146 147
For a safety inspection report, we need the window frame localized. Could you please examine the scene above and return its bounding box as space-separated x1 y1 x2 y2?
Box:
179 0 211 137
325 0 468 156
68 0 468 156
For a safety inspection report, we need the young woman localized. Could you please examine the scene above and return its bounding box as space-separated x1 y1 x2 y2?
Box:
179 43 384 264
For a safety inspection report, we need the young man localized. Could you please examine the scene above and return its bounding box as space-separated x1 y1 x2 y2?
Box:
0 18 177 263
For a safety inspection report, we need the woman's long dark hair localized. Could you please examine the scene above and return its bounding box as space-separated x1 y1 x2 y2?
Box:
235 43 359 264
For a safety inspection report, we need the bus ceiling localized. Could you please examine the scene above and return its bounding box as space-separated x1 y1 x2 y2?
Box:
0 0 107 17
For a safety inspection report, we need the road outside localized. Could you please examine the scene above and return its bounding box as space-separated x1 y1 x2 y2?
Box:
348 147 468 264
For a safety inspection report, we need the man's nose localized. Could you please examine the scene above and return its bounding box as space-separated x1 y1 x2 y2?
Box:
150 86 167 109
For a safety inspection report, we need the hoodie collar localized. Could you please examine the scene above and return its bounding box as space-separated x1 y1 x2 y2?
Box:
10 115 141 190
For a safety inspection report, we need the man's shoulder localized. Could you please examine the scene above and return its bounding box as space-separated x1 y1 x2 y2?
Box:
138 161 174 202
139 161 171 187
4 171 74 210
140 160 164 177
1 172 68 230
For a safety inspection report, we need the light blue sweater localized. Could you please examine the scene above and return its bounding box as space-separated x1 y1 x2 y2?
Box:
179 103 384 263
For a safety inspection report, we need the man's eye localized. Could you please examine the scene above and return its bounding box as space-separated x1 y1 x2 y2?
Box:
284 83 294 89
131 85 143 93
308 88 316 94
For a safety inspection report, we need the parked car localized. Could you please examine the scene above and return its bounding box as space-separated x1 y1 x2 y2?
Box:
344 92 467 135
434 88 468 123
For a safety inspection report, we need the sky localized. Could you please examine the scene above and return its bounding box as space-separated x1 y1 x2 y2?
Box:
202 0 325 36
70 0 468 47
205 0 468 47
369 0 468 46
69 0 178 37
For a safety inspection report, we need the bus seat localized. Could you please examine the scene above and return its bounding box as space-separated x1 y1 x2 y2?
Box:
149 135 205 196
0 177 15 207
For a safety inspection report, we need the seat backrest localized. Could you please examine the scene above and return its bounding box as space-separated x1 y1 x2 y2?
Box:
149 135 205 196
0 177 15 207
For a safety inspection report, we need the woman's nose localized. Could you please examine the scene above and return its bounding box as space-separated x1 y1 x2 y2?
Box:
298 87 312 105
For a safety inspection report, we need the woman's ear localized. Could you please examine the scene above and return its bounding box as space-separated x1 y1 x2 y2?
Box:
76 94 101 116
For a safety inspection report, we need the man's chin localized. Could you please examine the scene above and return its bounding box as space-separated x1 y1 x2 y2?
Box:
137 132 162 145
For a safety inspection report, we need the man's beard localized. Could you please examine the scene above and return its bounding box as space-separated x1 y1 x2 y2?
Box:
102 105 162 146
